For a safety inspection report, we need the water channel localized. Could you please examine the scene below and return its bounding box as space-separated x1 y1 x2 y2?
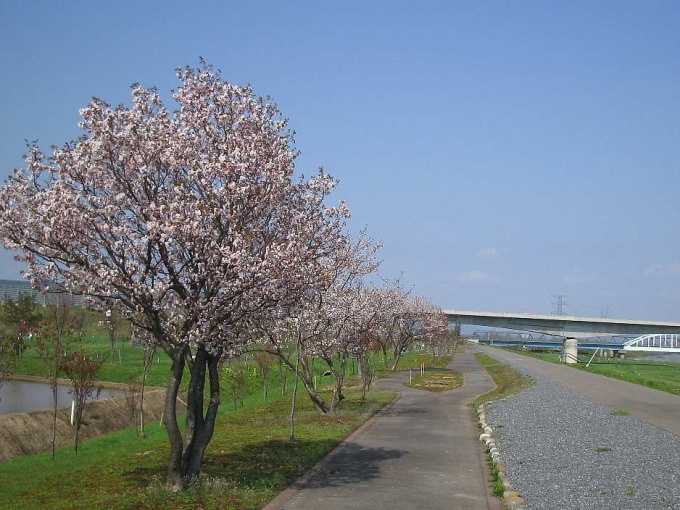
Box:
0 380 126 415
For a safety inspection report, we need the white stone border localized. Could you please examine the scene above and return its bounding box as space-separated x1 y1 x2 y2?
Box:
477 404 525 510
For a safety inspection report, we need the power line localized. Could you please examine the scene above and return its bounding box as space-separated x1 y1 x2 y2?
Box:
551 294 567 316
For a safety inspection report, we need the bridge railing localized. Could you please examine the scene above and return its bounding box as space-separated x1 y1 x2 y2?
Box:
623 334 680 351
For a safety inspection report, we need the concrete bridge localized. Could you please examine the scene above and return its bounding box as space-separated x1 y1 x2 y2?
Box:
443 309 680 338
443 310 680 363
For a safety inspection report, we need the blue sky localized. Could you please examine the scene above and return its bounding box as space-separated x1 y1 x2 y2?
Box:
1 1 679 320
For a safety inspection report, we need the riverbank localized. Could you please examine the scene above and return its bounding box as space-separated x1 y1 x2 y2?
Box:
0 388 168 462
4 373 145 391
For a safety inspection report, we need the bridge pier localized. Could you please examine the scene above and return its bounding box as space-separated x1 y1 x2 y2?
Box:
560 337 578 364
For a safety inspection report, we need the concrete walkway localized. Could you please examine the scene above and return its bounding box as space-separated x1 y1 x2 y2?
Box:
264 350 499 510
476 344 680 436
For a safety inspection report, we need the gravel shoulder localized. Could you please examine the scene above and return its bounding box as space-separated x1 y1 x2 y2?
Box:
475 345 680 510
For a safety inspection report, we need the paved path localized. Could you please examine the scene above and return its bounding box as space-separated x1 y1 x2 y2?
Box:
476 344 680 436
264 350 499 510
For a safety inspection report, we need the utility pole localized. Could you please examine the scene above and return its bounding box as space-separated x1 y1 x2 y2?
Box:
551 294 567 316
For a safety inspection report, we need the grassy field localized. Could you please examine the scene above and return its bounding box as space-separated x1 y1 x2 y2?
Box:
502 348 680 395
0 389 394 510
1 333 454 510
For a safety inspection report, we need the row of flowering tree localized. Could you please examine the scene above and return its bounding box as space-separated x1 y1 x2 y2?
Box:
0 61 450 491
252 265 451 414
0 62 350 491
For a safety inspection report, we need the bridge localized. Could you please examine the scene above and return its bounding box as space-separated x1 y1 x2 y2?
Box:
470 333 680 354
443 310 680 362
443 309 680 338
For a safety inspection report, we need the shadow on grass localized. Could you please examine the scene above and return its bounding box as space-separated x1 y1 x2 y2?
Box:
122 438 343 491
121 438 404 493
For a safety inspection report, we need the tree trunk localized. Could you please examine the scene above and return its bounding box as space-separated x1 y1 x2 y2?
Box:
164 353 186 492
164 345 221 490
380 344 390 369
329 356 346 413
290 339 300 441
299 370 330 413
183 351 220 481
139 347 153 438
279 358 287 395
50 381 58 460
359 354 372 400
390 338 408 371
299 357 330 413
272 348 330 413
73 402 81 454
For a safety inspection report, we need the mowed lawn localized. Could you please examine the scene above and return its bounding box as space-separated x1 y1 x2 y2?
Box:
0 386 394 509
0 343 453 510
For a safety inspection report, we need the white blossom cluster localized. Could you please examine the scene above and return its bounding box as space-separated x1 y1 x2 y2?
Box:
0 63 347 359
0 61 449 486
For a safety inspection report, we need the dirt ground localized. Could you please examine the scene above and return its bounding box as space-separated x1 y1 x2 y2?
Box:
0 384 168 462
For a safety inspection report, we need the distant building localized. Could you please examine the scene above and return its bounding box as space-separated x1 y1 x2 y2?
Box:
0 279 86 307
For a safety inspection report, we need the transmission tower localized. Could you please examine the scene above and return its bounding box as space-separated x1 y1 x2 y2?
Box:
551 294 567 316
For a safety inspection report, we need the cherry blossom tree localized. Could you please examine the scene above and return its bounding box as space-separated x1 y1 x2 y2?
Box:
256 232 380 413
0 62 348 490
61 348 103 454
389 295 449 370
367 280 449 371
371 281 409 368
348 287 386 399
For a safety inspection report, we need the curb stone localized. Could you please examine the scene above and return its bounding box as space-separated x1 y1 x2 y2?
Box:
477 404 526 510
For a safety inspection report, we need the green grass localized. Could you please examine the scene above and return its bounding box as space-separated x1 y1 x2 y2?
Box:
487 453 505 497
1 330 423 509
0 387 394 509
473 353 534 407
373 350 453 375
611 409 630 416
596 446 612 453
13 335 173 388
502 347 680 395
2 327 452 509
405 370 463 392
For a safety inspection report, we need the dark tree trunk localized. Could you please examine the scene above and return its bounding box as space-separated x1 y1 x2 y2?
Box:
359 354 373 400
183 347 221 482
380 344 390 369
164 353 186 492
299 357 330 413
164 345 221 491
329 355 346 412
272 348 330 413
50 381 58 460
390 336 410 371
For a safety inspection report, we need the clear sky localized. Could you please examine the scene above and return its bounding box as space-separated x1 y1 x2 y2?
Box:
1 1 679 320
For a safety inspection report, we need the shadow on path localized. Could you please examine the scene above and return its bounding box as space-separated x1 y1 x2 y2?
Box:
303 443 404 488
265 350 499 510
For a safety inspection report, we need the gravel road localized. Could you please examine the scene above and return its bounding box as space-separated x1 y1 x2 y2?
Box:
481 353 680 510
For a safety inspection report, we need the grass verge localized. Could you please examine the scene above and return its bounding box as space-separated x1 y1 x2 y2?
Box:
472 352 533 407
0 388 394 509
502 347 680 395
487 453 505 497
405 370 463 392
